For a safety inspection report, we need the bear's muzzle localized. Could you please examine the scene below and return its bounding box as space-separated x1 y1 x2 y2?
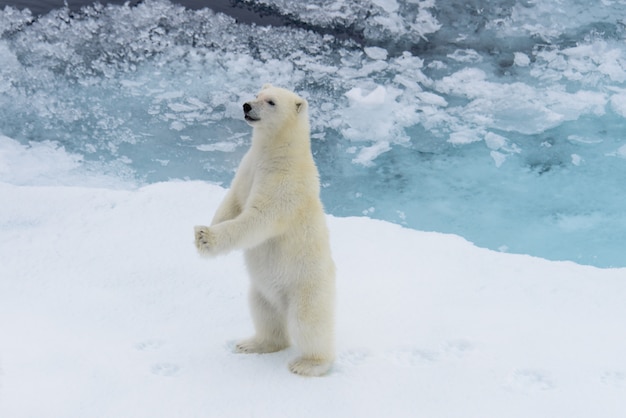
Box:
243 102 260 122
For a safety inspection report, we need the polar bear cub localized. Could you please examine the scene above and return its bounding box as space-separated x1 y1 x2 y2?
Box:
194 84 335 376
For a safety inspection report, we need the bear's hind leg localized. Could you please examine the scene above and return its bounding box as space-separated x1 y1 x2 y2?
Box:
287 292 335 376
235 288 289 354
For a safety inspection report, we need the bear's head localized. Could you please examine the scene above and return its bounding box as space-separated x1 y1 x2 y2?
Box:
243 84 308 133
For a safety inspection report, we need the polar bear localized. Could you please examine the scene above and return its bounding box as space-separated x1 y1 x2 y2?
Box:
194 84 335 376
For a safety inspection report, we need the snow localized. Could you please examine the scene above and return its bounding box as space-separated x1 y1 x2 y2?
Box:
1 147 626 417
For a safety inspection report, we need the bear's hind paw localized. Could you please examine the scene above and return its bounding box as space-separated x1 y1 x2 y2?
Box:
235 338 288 354
288 357 333 377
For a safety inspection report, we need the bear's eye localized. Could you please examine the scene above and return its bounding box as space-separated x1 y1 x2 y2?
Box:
267 100 276 106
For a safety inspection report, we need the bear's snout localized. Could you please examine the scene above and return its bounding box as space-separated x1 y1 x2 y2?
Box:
243 102 260 123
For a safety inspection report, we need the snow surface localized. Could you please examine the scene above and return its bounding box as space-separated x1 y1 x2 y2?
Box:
1 146 626 417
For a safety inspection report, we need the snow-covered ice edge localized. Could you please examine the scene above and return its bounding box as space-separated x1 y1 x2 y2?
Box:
1 179 625 418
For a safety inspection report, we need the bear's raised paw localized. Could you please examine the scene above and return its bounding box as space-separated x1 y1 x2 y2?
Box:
194 225 216 256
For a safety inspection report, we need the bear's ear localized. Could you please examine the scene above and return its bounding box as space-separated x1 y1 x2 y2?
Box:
262 83 273 90
295 99 307 114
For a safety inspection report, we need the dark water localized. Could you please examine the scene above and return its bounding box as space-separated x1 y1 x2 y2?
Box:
0 0 285 24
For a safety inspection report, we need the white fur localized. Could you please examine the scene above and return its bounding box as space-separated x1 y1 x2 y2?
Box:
195 84 335 377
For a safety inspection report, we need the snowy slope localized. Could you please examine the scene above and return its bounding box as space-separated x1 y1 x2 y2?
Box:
1 179 625 418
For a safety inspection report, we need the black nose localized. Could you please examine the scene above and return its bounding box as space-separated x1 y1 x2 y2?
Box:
243 103 251 113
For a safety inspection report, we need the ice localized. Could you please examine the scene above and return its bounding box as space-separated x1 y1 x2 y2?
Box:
0 135 132 187
611 144 626 159
1 0 625 267
513 52 531 67
0 136 81 185
352 141 391 166
447 130 482 145
196 140 241 153
363 46 388 61
345 85 388 105
447 48 483 63
610 92 626 117
341 84 417 154
435 68 607 135
484 132 508 150
372 0 399 13
250 0 440 46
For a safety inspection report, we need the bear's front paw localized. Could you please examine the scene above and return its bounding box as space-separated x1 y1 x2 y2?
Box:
194 225 217 256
